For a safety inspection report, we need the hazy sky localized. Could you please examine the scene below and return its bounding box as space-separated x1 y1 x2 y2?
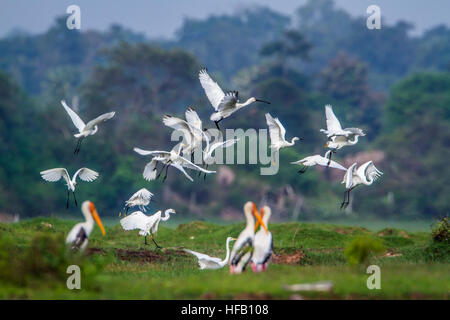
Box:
1 0 449 38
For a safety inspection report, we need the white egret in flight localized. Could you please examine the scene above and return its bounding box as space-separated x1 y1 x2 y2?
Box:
265 113 302 164
184 237 237 270
40 167 99 208
198 69 270 130
120 209 176 248
134 146 216 182
66 201 106 251
320 105 365 165
123 188 154 215
340 161 383 209
251 205 273 272
291 153 347 174
162 107 208 160
61 100 115 154
230 202 267 274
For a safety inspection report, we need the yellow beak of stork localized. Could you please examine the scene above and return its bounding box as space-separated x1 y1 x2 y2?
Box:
89 202 106 236
252 204 268 234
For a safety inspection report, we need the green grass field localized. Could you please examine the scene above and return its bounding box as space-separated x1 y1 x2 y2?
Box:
0 218 448 299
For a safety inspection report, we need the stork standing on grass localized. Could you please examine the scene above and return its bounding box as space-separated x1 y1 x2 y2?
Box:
61 100 115 155
340 161 383 209
40 167 99 208
251 205 273 272
198 69 271 130
134 145 216 182
320 105 365 165
230 202 267 274
184 237 237 270
66 201 106 251
265 113 302 164
120 209 176 248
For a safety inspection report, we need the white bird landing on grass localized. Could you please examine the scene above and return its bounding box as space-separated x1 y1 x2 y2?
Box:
320 105 365 165
291 153 347 174
199 69 270 130
162 107 208 160
66 201 106 251
265 113 302 164
251 205 273 272
120 209 176 248
230 202 267 274
122 188 154 215
61 100 115 155
184 237 237 270
40 167 99 208
340 161 383 210
134 146 216 182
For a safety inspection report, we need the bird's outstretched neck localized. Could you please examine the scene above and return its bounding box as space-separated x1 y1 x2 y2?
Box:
222 238 233 266
161 209 174 221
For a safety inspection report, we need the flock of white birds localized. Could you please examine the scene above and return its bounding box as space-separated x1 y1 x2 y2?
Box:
39 68 382 273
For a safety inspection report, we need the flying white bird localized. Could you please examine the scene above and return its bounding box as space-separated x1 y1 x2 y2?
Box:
134 146 216 182
40 167 99 208
120 209 176 248
198 69 270 130
184 237 237 270
230 202 267 274
162 107 208 160
66 201 106 251
265 113 302 164
320 104 365 139
197 137 239 179
320 105 365 165
123 188 154 215
251 205 273 272
291 153 347 174
340 161 383 209
61 100 115 154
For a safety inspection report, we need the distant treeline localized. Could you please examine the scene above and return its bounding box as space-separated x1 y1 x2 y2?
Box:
0 0 448 219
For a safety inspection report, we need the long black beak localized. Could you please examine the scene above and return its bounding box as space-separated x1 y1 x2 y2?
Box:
255 99 271 104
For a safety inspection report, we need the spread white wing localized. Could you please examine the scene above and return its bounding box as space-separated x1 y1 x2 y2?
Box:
177 156 216 174
206 138 239 159
266 113 286 145
323 105 342 134
183 249 221 263
314 155 346 170
120 211 150 231
170 163 194 182
84 112 115 131
73 168 99 182
61 100 85 133
142 159 160 181
185 107 202 132
199 69 225 110
359 161 383 181
134 148 171 157
342 162 358 189
40 168 71 185
127 188 153 204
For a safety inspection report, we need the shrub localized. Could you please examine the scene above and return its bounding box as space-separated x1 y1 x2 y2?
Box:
344 236 385 265
431 216 449 244
0 232 104 288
